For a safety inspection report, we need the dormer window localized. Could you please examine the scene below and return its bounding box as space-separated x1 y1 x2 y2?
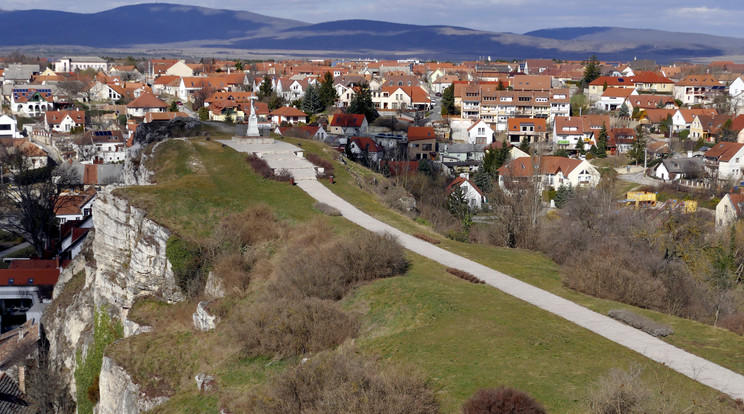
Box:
8 279 14 285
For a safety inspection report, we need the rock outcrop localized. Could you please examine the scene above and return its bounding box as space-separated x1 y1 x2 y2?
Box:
193 301 219 331
98 357 168 414
43 187 185 409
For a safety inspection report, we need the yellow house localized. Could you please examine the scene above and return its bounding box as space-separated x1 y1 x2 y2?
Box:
625 191 657 208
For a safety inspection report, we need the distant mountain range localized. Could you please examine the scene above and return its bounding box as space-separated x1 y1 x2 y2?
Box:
1 4 744 62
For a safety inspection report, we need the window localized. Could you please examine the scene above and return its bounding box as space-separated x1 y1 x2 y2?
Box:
27 278 34 285
422 144 433 151
478 127 485 134
518 96 530 102
8 279 13 285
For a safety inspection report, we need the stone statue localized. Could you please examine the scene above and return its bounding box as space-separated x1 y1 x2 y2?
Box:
246 98 259 137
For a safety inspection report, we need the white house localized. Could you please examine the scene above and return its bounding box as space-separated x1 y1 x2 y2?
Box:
467 119 494 145
498 156 601 189
126 94 168 117
329 113 368 136
703 141 744 181
55 187 97 224
79 130 128 163
10 88 54 117
716 193 744 231
447 174 486 209
53 56 107 73
348 136 384 162
595 87 638 111
0 115 20 138
654 157 704 181
165 60 197 77
44 110 86 133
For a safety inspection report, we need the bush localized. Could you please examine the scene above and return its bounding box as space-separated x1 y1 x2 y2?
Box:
414 233 440 244
306 153 334 178
166 236 204 296
246 154 291 182
587 366 650 414
313 202 341 216
462 386 546 414
212 252 251 293
233 297 357 358
607 309 674 337
446 267 484 284
211 205 283 251
252 348 439 413
269 231 409 301
720 312 744 335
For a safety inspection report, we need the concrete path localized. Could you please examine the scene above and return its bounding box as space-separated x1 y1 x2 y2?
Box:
0 242 30 259
296 179 744 400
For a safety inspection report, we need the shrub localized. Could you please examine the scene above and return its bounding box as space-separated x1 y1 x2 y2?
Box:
269 231 409 301
212 252 251 293
166 236 204 296
252 348 439 414
233 297 357 358
414 233 441 244
306 153 334 178
587 366 650 414
446 267 484 284
720 312 744 336
246 154 273 178
607 309 674 337
313 202 341 216
462 386 546 414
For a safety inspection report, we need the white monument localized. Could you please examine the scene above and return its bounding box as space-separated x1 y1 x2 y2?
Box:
246 97 260 137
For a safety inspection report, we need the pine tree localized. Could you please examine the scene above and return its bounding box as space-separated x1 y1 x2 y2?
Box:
596 124 608 158
619 102 630 118
441 84 456 115
347 83 379 122
258 76 273 99
473 164 494 193
554 184 574 208
318 72 337 109
581 55 601 88
301 84 323 114
575 137 585 154
628 125 647 165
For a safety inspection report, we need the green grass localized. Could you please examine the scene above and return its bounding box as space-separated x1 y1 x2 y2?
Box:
109 136 743 412
75 309 123 414
346 255 724 413
287 136 744 379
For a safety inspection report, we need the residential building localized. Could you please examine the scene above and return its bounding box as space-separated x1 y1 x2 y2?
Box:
674 75 724 106
10 87 54 117
552 115 610 148
0 115 20 138
329 113 368 136
446 174 486 209
507 117 547 145
595 87 637 111
407 126 437 160
126 94 168 117
269 106 308 125
348 136 384 162
654 157 705 181
703 141 744 181
53 56 108 72
466 119 494 145
716 193 744 230
497 155 601 189
44 110 86 133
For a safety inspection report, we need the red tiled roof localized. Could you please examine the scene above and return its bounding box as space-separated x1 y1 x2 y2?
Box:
45 110 86 126
0 269 59 286
498 156 583 177
331 113 366 127
126 93 167 109
446 176 484 197
350 136 383 152
407 126 436 141
507 117 546 132
269 106 307 117
705 141 744 162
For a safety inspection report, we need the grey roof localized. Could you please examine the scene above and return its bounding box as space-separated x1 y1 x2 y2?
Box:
0 373 34 414
444 143 487 153
70 162 123 185
3 64 39 81
660 157 704 174
62 56 107 63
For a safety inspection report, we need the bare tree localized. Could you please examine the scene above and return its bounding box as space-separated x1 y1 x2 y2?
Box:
56 80 88 101
0 148 80 257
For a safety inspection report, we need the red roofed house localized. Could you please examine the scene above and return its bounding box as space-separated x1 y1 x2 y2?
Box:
507 117 547 145
55 186 96 225
595 87 638 111
552 115 610 148
607 128 636 155
79 130 127 163
407 126 437 160
44 110 86 133
716 193 744 230
143 112 189 124
497 156 601 190
274 125 328 141
10 87 54 117
348 136 384 162
467 119 494 145
674 75 724 106
0 258 63 330
329 113 368 136
126 94 168 117
447 173 486 209
269 106 308 125
703 141 744 181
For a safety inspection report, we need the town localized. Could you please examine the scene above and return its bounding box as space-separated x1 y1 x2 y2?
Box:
2 50 744 412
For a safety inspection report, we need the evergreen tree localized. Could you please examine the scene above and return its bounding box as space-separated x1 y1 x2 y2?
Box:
441 84 456 115
628 125 648 165
198 106 209 121
258 76 273 99
619 102 630 118
347 83 379 122
318 72 337 109
581 55 601 88
497 80 506 91
519 138 531 154
596 124 608 158
268 94 285 111
554 184 574 208
473 164 494 193
235 60 243 71
483 144 510 172
169 100 178 112
575 136 585 154
301 84 324 114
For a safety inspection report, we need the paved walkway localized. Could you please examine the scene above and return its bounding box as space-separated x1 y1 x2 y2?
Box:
0 242 30 259
226 138 744 399
297 179 744 400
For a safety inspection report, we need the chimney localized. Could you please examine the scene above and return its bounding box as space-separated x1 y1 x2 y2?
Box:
18 366 25 394
687 151 693 158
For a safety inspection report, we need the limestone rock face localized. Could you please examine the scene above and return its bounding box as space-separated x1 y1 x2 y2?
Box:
92 189 184 322
42 188 184 408
193 301 219 331
98 357 168 414
204 271 226 299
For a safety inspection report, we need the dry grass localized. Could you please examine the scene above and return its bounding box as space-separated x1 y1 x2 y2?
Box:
462 387 546 414
446 267 485 284
232 297 357 358
249 347 440 414
312 202 341 216
414 233 441 244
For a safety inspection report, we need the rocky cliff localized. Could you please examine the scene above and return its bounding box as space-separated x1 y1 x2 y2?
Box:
98 357 168 414
42 186 183 411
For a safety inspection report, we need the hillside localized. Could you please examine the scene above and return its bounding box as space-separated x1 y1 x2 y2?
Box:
2 4 744 60
49 131 740 412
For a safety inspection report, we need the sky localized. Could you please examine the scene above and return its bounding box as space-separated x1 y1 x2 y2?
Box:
5 0 744 38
